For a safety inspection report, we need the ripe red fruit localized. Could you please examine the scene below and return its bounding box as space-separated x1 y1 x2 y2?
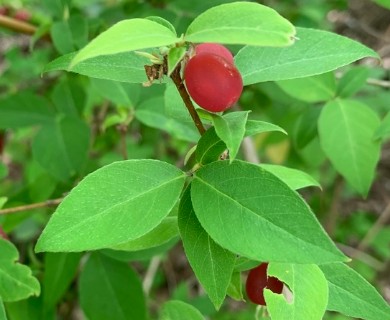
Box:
184 52 243 112
245 263 284 306
13 9 31 22
195 43 234 64
0 6 8 15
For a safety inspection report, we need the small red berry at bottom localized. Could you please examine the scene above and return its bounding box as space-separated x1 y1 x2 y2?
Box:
245 263 284 306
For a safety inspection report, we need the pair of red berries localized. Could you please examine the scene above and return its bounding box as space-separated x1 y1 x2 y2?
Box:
184 43 243 113
246 263 284 306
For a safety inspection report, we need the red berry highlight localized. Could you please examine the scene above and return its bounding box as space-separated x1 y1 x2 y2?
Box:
245 263 284 306
184 52 243 112
13 9 31 22
195 43 234 65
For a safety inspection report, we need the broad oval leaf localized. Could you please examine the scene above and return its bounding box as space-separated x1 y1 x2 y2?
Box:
35 160 186 252
160 300 204 320
79 253 146 320
191 160 347 264
266 263 328 320
71 18 180 67
374 111 390 141
44 51 150 83
320 262 390 320
235 27 379 85
0 92 54 129
0 239 40 302
43 253 81 309
336 66 369 98
318 99 381 197
32 115 90 182
259 164 321 190
178 186 236 309
185 2 295 46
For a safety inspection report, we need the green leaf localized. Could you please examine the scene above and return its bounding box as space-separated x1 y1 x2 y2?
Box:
135 97 200 142
227 272 243 301
195 120 287 166
79 253 146 320
4 297 44 320
51 78 85 117
191 160 347 264
164 81 194 124
212 111 249 162
293 107 321 149
0 297 6 320
71 19 179 67
276 72 336 103
372 0 390 9
259 164 321 190
168 47 187 76
318 99 381 196
336 67 369 98
51 21 74 54
160 300 204 320
178 186 236 309
0 164 8 180
145 16 176 35
374 111 390 141
235 27 379 85
35 160 186 252
91 78 140 108
0 92 54 129
245 120 287 136
43 253 81 309
32 115 90 182
320 262 390 320
0 239 40 302
265 263 328 320
44 51 150 83
111 217 179 251
195 127 227 165
185 2 295 46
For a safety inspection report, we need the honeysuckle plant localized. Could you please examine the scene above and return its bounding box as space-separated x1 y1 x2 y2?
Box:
0 1 389 320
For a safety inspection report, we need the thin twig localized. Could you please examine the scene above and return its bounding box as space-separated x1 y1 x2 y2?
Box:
117 124 128 160
325 175 344 236
357 201 390 252
0 198 63 215
241 136 260 163
0 15 36 35
142 256 162 295
337 243 384 271
366 78 390 88
170 66 206 135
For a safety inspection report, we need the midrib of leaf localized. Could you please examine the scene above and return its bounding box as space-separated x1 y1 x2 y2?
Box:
307 77 334 97
96 254 127 320
206 236 219 302
46 174 185 241
0 267 38 293
337 102 362 190
195 177 339 258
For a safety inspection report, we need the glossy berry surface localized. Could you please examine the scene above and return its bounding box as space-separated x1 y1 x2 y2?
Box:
195 43 234 64
184 52 243 112
245 263 284 306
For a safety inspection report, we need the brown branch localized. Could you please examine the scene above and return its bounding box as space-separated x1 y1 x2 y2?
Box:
170 66 206 135
0 198 63 215
0 15 36 35
117 124 128 160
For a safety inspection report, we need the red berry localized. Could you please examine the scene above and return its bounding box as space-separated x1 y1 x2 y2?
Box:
195 43 234 64
13 10 31 22
184 52 243 112
245 263 284 306
0 6 8 15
